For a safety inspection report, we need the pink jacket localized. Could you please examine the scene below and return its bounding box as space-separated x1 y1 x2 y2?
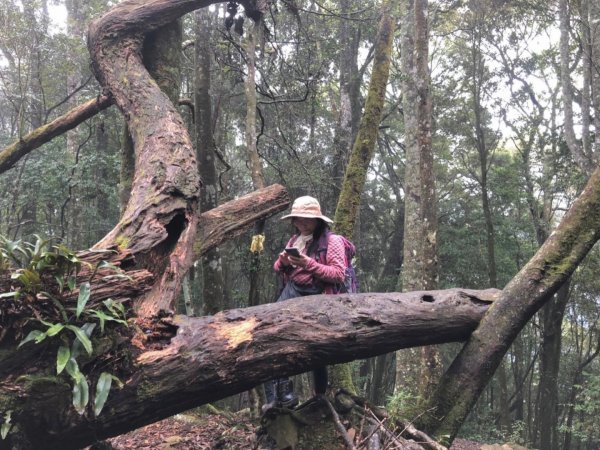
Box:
274 233 346 294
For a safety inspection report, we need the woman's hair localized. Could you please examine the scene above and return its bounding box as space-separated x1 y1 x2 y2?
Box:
305 219 329 255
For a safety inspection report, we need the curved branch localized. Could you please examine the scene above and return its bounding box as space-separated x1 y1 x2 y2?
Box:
86 0 262 317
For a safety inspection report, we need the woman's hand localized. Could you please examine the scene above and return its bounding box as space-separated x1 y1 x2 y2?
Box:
278 251 293 266
287 254 311 268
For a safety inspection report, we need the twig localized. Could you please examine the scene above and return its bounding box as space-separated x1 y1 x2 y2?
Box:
396 418 447 450
366 414 412 450
323 395 356 450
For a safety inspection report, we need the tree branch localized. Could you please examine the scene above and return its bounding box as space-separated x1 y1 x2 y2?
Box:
0 95 112 175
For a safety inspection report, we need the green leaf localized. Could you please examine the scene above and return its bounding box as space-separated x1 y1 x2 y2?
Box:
76 282 91 319
38 318 54 327
65 358 81 381
40 292 68 322
55 275 65 293
66 358 89 414
32 234 50 259
18 330 46 348
1 410 12 440
94 372 113 417
114 301 126 317
45 323 65 337
81 322 96 337
67 276 77 291
110 374 124 389
72 375 89 415
103 299 127 319
91 310 127 333
91 310 108 333
13 268 41 290
56 244 80 262
56 346 70 375
70 323 96 359
66 325 93 356
97 261 118 270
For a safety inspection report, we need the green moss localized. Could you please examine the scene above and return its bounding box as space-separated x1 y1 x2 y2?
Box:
115 235 130 251
137 378 163 402
16 375 69 393
329 364 357 395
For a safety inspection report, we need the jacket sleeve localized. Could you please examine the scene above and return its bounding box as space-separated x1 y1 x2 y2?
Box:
303 234 345 284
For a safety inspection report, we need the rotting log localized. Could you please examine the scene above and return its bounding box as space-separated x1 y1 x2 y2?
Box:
0 288 498 449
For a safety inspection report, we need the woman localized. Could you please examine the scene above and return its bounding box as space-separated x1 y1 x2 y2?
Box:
264 196 346 411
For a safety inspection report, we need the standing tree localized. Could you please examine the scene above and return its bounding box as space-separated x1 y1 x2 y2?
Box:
331 0 396 393
396 0 439 396
195 7 228 315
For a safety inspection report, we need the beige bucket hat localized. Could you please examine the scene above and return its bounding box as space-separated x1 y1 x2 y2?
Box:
281 196 333 223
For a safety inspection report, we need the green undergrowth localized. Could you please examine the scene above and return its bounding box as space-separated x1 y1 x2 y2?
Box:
0 235 132 440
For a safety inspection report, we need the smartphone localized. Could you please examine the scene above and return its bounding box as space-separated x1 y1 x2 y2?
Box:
284 247 300 257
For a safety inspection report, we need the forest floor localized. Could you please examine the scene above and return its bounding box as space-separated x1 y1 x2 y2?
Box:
103 411 485 450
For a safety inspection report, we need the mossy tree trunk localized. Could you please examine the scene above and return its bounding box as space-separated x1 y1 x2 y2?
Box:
0 95 112 175
330 0 396 395
333 0 395 240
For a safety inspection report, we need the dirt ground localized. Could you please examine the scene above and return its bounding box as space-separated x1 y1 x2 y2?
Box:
102 412 484 450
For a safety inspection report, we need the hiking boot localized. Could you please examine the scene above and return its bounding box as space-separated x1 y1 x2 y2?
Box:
276 378 299 408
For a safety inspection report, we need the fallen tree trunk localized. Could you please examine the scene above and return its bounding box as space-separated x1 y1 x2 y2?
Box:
0 288 497 449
